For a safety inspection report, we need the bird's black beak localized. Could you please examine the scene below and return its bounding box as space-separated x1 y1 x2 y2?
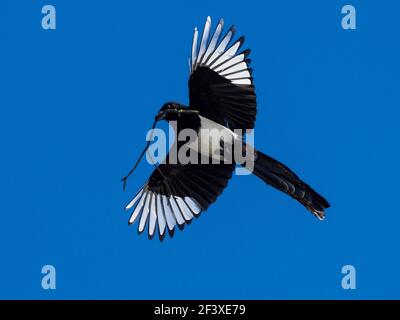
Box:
156 109 199 121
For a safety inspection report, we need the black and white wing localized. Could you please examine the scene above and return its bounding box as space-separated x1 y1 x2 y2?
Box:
125 161 235 240
189 16 257 130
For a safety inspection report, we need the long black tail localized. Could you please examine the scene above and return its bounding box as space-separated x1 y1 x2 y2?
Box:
248 148 330 219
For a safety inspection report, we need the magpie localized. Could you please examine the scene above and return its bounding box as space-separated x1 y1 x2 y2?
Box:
122 17 330 240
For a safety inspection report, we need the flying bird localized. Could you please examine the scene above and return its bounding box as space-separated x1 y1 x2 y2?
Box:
122 17 330 240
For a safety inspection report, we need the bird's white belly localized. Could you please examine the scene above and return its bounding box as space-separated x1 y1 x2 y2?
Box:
185 116 238 161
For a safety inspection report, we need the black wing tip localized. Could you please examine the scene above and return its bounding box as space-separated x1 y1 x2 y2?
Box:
241 49 251 58
177 223 185 231
228 25 236 35
168 228 175 238
159 231 166 241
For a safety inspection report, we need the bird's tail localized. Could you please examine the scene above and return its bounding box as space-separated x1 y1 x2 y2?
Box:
245 147 330 219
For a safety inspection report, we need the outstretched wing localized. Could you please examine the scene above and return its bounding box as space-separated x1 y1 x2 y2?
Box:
189 17 257 130
125 160 235 240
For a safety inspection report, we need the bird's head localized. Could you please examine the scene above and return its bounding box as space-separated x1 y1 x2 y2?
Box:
155 102 199 121
156 102 182 121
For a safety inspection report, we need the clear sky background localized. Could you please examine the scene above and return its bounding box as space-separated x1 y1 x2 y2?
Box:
1 0 399 299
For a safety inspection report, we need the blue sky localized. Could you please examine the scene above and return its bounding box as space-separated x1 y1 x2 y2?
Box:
1 0 399 299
